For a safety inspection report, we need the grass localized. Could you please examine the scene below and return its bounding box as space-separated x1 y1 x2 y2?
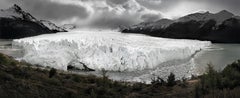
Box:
0 53 240 98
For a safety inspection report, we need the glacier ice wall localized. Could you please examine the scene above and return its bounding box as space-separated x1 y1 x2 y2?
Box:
12 30 211 71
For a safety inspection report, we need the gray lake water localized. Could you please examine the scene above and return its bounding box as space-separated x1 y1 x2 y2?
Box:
194 44 240 73
0 39 23 58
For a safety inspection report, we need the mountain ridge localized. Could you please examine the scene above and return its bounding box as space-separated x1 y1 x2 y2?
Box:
121 10 240 43
0 4 66 39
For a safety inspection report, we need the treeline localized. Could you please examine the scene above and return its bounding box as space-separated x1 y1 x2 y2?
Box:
195 61 240 98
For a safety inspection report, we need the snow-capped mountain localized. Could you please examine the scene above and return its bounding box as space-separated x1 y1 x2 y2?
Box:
0 4 66 39
0 4 38 22
61 24 77 31
131 19 174 30
178 10 234 24
121 10 240 43
40 20 67 32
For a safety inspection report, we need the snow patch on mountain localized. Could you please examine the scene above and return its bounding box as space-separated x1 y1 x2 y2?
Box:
124 10 237 32
13 30 211 72
132 19 174 30
0 4 37 22
40 20 66 32
61 24 77 31
0 4 66 32
178 10 234 24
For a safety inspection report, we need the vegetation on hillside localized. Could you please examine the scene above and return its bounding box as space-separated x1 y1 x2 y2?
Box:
195 62 240 98
0 53 240 98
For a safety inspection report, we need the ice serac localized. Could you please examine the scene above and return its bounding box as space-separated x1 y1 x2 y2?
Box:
13 30 211 71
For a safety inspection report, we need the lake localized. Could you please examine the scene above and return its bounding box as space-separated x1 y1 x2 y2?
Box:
194 44 240 73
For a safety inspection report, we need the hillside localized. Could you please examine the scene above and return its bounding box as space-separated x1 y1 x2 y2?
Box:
121 10 240 43
0 4 66 39
0 53 240 97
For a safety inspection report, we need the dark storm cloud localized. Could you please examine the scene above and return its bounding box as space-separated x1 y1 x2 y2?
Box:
9 0 89 21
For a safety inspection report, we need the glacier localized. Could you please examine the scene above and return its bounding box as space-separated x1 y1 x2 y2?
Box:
13 30 211 73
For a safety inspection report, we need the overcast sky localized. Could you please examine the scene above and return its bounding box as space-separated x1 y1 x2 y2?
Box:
1 0 240 29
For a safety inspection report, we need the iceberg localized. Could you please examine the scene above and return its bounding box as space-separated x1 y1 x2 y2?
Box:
13 30 211 72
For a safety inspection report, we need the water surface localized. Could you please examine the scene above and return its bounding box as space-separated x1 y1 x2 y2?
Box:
195 44 240 73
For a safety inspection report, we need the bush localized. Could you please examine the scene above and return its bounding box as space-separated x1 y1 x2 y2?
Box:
195 62 240 97
179 77 188 88
0 53 17 66
151 76 165 86
101 68 108 79
0 71 15 81
167 72 176 87
49 68 57 78
72 75 81 82
47 78 61 86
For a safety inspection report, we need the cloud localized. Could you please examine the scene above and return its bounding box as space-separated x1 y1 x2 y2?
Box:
106 0 129 5
54 0 163 28
138 0 240 18
141 14 161 22
0 0 12 9
12 0 89 21
1 0 239 29
87 11 140 29
0 0 168 29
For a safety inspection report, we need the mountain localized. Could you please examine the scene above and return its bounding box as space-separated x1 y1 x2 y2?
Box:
178 10 234 24
0 4 38 22
40 20 67 32
121 10 240 43
0 4 66 39
61 24 77 31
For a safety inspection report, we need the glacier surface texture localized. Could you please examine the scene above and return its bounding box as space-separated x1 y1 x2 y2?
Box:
13 30 211 72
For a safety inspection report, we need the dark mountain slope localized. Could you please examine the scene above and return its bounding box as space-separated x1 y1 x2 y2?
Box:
121 10 240 43
0 4 66 39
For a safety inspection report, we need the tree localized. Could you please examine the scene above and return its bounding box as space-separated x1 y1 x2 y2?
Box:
167 72 176 87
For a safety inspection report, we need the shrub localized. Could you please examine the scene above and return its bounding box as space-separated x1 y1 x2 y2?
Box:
0 71 15 81
0 53 18 66
47 78 61 86
194 85 201 98
179 77 188 88
151 76 165 86
49 68 57 78
101 68 108 79
72 75 81 82
167 72 176 87
195 61 240 97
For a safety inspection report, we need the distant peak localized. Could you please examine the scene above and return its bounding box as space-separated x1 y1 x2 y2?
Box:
219 10 229 13
217 10 234 16
204 11 210 14
194 10 209 14
10 4 22 11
